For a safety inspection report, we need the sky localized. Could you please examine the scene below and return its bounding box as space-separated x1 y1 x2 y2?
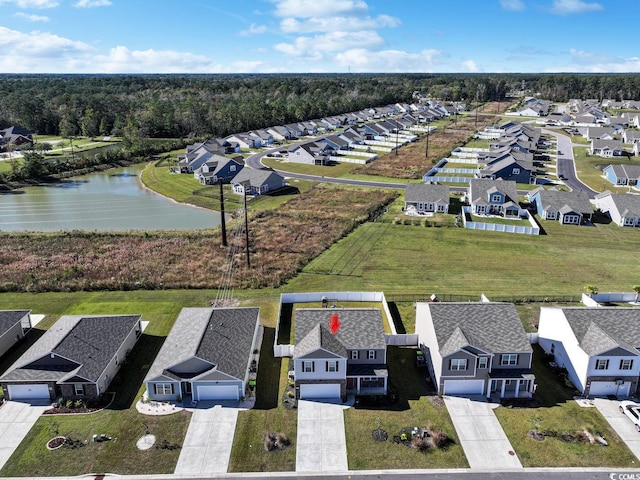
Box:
0 0 639 74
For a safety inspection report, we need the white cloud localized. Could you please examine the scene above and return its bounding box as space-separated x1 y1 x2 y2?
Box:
556 48 640 72
0 26 91 56
549 0 602 14
461 60 481 72
335 48 443 72
271 0 368 18
74 0 111 6
0 0 58 8
280 14 399 33
13 11 49 21
275 30 383 57
239 23 268 36
499 0 525 10
93 46 222 73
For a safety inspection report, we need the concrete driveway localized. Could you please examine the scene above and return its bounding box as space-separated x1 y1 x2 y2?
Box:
0 401 47 469
594 398 640 460
174 405 239 475
444 396 522 469
296 400 348 473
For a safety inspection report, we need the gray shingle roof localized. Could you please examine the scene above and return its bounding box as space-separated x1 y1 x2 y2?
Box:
294 323 348 358
608 164 640 180
0 315 140 383
405 184 450 204
426 303 532 355
598 192 640 217
560 307 640 356
0 310 28 335
294 309 386 353
532 188 593 214
144 307 259 383
469 179 518 205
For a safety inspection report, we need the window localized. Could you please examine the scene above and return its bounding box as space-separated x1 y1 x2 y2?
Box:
230 165 236 172
478 357 488 369
512 168 520 175
303 361 314 373
74 384 84 396
620 359 634 370
326 361 338 372
115 354 119 365
154 383 173 395
550 343 555 354
491 194 502 203
368 350 376 360
501 354 518 366
351 350 359 360
450 359 467 371
595 359 609 370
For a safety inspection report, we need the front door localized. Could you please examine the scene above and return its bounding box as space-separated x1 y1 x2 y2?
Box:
182 381 192 395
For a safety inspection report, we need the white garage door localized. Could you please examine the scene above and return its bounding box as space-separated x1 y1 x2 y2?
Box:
196 385 239 401
299 383 341 399
7 384 50 400
589 381 631 397
443 379 484 396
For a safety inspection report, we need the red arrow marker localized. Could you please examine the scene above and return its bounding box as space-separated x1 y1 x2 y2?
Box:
329 314 341 334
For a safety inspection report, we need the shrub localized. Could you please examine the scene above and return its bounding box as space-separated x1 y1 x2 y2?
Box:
431 429 451 448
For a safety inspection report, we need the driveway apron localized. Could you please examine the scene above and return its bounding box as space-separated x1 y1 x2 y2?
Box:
296 400 348 472
174 405 239 475
594 398 640 460
444 396 522 469
0 401 46 469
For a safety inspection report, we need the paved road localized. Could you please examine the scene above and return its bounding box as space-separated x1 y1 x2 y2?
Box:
296 400 349 473
444 396 522 469
174 405 239 475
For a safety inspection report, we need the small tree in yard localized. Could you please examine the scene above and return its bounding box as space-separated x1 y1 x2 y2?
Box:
585 284 598 297
633 285 640 303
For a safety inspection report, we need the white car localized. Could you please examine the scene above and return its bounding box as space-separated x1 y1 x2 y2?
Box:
619 400 640 431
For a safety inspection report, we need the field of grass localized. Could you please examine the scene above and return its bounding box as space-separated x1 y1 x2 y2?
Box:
573 147 635 194
494 345 637 468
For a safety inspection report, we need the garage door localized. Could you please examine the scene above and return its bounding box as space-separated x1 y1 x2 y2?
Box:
7 384 50 400
443 379 484 396
589 381 631 397
196 385 239 401
299 383 341 399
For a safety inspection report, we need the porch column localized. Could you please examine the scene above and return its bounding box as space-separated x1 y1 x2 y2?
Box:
486 381 491 399
356 378 361 395
515 379 521 397
500 379 506 398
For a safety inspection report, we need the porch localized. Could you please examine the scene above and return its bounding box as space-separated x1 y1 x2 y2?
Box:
346 364 388 396
487 370 536 399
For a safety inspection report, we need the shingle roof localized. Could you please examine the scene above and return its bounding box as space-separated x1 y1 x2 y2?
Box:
469 179 518 205
405 184 450 204
425 303 532 355
598 192 640 217
144 307 259 383
608 164 640 180
532 188 593 214
560 307 640 356
294 323 348 358
294 309 386 354
1 315 140 383
0 310 29 335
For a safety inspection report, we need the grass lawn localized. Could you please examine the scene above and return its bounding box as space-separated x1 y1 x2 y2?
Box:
494 345 637 468
262 157 356 177
573 147 635 195
468 213 532 226
344 346 468 470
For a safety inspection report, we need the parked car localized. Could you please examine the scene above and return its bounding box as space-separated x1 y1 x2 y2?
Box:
620 401 640 432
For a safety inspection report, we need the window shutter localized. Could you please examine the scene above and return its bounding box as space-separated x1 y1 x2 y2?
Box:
312 362 314 373
336 362 339 372
326 362 328 372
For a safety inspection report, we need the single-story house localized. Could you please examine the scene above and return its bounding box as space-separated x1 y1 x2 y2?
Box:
196 156 244 185
590 139 624 158
0 315 142 401
0 310 32 358
603 164 640 187
528 187 593 225
404 183 450 214
593 191 640 227
145 307 261 402
415 302 535 398
0 126 33 149
538 307 640 397
232 168 286 196
293 308 388 400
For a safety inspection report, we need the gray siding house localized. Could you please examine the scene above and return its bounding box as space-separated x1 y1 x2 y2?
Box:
0 310 31 359
593 191 640 227
232 168 286 196
528 187 593 224
0 315 142 401
404 184 450 214
145 307 261 402
415 302 535 399
293 308 388 401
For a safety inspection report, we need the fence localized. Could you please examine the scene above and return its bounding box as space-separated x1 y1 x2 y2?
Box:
385 334 418 346
462 206 540 235
384 293 581 304
424 176 471 184
445 157 479 164
435 167 476 174
328 156 368 164
583 292 640 306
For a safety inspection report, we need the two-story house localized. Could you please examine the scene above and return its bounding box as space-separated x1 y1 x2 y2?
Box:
415 302 535 399
538 307 640 397
293 308 388 401
466 178 520 217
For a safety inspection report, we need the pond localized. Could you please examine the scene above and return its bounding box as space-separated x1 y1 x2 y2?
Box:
0 164 221 232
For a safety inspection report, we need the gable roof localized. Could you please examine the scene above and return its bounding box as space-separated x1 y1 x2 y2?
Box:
405 183 450 204
232 167 284 187
595 191 640 217
469 178 518 204
1 315 140 383
145 307 259 383
294 308 386 353
295 323 348 358
530 188 593 215
0 310 29 335
559 307 640 356
606 164 640 180
425 303 532 355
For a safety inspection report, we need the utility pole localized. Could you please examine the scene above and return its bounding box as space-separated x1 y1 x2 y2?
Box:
243 184 250 269
425 127 430 160
219 178 227 247
395 128 399 156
